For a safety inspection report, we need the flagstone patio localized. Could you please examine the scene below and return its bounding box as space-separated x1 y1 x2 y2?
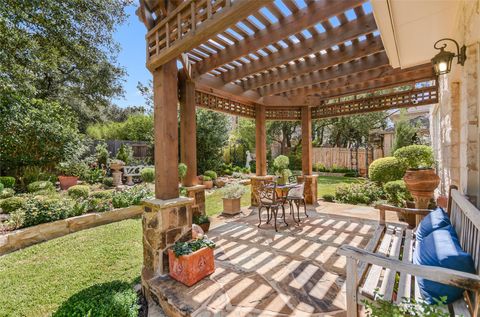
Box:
147 203 401 316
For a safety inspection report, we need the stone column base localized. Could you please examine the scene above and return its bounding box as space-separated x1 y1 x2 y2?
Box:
141 197 194 288
297 175 318 205
250 175 274 206
185 185 206 217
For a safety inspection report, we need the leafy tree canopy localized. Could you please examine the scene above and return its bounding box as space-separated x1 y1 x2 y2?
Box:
0 0 131 125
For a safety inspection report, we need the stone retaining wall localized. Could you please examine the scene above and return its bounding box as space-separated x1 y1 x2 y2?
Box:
0 205 143 256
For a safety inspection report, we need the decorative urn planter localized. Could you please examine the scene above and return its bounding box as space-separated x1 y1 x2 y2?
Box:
109 160 125 187
58 176 78 190
203 180 214 189
403 169 440 209
223 198 241 215
168 246 215 287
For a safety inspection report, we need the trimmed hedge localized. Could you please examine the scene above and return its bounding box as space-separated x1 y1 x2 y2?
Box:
0 176 15 188
140 168 155 183
68 185 90 200
27 181 55 193
394 144 435 169
383 180 412 207
204 170 217 180
369 157 406 184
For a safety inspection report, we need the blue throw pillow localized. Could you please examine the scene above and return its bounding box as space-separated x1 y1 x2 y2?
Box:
413 225 476 304
415 207 451 241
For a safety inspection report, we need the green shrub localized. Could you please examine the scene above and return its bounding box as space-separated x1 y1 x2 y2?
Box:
27 181 55 193
335 182 383 205
83 168 104 184
20 166 57 188
241 167 250 174
394 144 435 169
0 183 3 192
368 157 406 184
322 194 335 202
178 163 187 181
0 188 15 199
204 170 217 180
95 142 110 167
103 177 114 188
111 185 152 209
88 197 112 213
91 190 114 199
273 155 291 185
68 185 90 200
344 170 359 177
116 144 133 165
223 169 232 176
221 183 247 199
202 176 212 181
57 160 89 178
141 167 155 183
0 196 27 214
193 214 210 225
18 197 76 228
383 180 412 207
0 176 15 188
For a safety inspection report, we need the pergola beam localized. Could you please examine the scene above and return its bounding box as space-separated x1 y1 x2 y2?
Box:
242 36 384 91
147 0 270 71
193 0 364 76
259 51 389 96
221 13 377 83
284 63 434 98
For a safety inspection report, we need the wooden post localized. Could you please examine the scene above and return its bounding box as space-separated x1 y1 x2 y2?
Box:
255 105 267 176
301 106 313 175
345 257 359 317
180 77 198 187
153 59 179 199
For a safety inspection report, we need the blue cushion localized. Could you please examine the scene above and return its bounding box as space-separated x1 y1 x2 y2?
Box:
413 225 476 304
415 207 451 241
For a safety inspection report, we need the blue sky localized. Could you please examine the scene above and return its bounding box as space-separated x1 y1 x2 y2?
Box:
112 1 373 108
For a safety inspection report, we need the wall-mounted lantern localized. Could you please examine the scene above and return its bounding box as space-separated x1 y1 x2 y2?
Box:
431 38 467 76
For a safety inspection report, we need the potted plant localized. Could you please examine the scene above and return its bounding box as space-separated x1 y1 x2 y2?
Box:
178 163 187 184
168 237 216 286
394 145 439 209
273 155 292 185
57 160 88 190
202 176 213 189
193 214 210 233
221 183 247 215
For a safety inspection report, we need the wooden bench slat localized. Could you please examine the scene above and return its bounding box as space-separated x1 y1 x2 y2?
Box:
361 225 396 298
357 225 385 279
396 229 414 303
450 298 471 317
380 226 405 301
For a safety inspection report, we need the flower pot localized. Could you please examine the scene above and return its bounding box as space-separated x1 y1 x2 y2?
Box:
168 247 215 286
203 180 214 189
58 176 78 190
199 222 210 233
403 169 440 209
223 198 241 215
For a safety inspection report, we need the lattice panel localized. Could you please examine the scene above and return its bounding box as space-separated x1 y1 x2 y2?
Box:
311 86 438 119
195 90 256 118
266 107 302 121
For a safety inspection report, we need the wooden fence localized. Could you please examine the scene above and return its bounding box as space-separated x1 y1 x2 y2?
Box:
312 147 384 175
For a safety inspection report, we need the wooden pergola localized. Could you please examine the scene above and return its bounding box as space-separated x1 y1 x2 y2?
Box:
136 0 437 203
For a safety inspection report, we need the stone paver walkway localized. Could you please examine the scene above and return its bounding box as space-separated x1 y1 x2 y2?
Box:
148 203 400 316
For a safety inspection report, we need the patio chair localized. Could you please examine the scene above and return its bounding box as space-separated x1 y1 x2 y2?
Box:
285 182 307 222
254 180 287 232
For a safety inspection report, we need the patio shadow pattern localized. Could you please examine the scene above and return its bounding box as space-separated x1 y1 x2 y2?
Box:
147 206 385 316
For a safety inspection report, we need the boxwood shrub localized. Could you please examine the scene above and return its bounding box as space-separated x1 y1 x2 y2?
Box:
68 185 90 200
0 176 15 188
383 180 412 207
368 157 406 184
140 167 155 183
27 181 55 193
393 144 435 169
335 182 383 205
0 188 15 199
204 170 217 180
0 196 27 214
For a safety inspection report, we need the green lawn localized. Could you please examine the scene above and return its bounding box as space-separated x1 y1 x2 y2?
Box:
317 175 364 197
0 177 358 316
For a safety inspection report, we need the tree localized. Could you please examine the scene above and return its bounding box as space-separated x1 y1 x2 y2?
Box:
267 121 300 154
86 114 153 142
196 109 230 173
0 93 81 176
0 0 130 126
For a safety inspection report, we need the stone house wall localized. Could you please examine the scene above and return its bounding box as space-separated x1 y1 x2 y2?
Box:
431 0 480 207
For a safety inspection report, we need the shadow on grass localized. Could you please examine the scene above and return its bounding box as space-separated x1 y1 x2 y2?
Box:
53 280 140 317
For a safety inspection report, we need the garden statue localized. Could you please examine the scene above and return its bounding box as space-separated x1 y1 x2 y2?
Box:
109 159 125 187
245 150 252 169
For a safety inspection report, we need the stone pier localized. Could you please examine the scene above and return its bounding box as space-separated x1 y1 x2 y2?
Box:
185 185 206 216
250 175 274 206
297 175 318 205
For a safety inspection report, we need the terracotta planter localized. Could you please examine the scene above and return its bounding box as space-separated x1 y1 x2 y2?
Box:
168 247 215 286
199 222 210 233
403 169 440 210
203 180 213 189
223 198 241 215
58 176 78 190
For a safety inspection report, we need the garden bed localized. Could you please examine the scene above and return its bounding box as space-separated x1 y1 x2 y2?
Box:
0 205 142 255
316 172 346 177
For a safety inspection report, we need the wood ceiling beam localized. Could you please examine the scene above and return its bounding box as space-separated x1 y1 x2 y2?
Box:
285 63 434 98
221 13 378 83
192 0 363 76
242 36 383 90
147 0 270 71
258 51 389 96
